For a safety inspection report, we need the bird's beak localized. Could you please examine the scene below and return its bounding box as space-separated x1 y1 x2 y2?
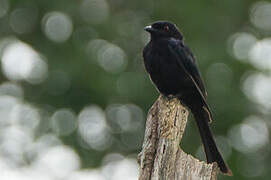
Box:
144 25 155 33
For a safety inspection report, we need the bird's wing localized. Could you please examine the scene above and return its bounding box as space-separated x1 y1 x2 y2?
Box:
168 39 213 122
183 46 208 98
168 39 207 98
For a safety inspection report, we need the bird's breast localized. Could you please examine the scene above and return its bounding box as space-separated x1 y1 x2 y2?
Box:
144 46 190 95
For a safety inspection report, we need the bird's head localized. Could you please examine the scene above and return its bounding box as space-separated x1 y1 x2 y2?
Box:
144 21 183 40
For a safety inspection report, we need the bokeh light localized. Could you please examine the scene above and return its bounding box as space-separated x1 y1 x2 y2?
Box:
228 116 269 153
42 12 73 43
78 105 112 151
9 7 38 34
51 109 77 136
0 95 19 126
33 146 80 178
0 82 23 99
1 40 48 84
87 39 127 73
250 1 271 31
11 103 40 131
249 38 271 70
242 72 271 109
229 32 257 61
97 43 127 73
106 103 144 133
1 0 271 179
0 126 33 166
68 170 105 180
102 155 138 180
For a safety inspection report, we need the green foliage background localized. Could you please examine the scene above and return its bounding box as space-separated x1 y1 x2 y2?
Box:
0 0 271 179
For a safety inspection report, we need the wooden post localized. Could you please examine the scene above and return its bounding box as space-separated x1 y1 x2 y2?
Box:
138 95 219 180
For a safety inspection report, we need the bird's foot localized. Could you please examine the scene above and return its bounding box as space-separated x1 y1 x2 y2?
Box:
162 94 175 101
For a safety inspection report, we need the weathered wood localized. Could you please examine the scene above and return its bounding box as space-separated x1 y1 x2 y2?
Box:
138 95 219 180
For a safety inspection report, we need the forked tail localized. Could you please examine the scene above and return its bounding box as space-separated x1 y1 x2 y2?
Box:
193 108 232 175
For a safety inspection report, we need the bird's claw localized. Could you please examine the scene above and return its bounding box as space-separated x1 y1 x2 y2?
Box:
162 94 175 101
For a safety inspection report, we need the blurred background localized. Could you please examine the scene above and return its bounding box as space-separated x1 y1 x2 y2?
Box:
0 0 270 179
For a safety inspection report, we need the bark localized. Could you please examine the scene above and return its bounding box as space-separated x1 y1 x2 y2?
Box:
138 95 219 180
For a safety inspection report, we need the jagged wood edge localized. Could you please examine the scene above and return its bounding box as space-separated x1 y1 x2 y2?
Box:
138 95 219 180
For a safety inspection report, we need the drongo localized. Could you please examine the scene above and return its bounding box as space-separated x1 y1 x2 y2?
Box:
143 21 231 175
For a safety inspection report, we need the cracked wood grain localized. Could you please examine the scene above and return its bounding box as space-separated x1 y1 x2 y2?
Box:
138 95 218 180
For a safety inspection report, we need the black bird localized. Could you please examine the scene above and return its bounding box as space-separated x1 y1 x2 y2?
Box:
143 21 231 175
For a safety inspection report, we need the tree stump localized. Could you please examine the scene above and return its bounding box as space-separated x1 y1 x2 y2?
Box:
138 95 219 180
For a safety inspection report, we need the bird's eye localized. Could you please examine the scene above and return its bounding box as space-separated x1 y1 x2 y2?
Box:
164 26 169 31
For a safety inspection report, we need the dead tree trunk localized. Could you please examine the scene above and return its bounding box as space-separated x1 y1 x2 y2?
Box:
138 96 219 180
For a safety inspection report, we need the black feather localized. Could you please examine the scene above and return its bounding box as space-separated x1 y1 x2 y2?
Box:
143 21 231 175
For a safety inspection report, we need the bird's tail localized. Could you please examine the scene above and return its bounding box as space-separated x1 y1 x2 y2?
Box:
193 107 232 175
